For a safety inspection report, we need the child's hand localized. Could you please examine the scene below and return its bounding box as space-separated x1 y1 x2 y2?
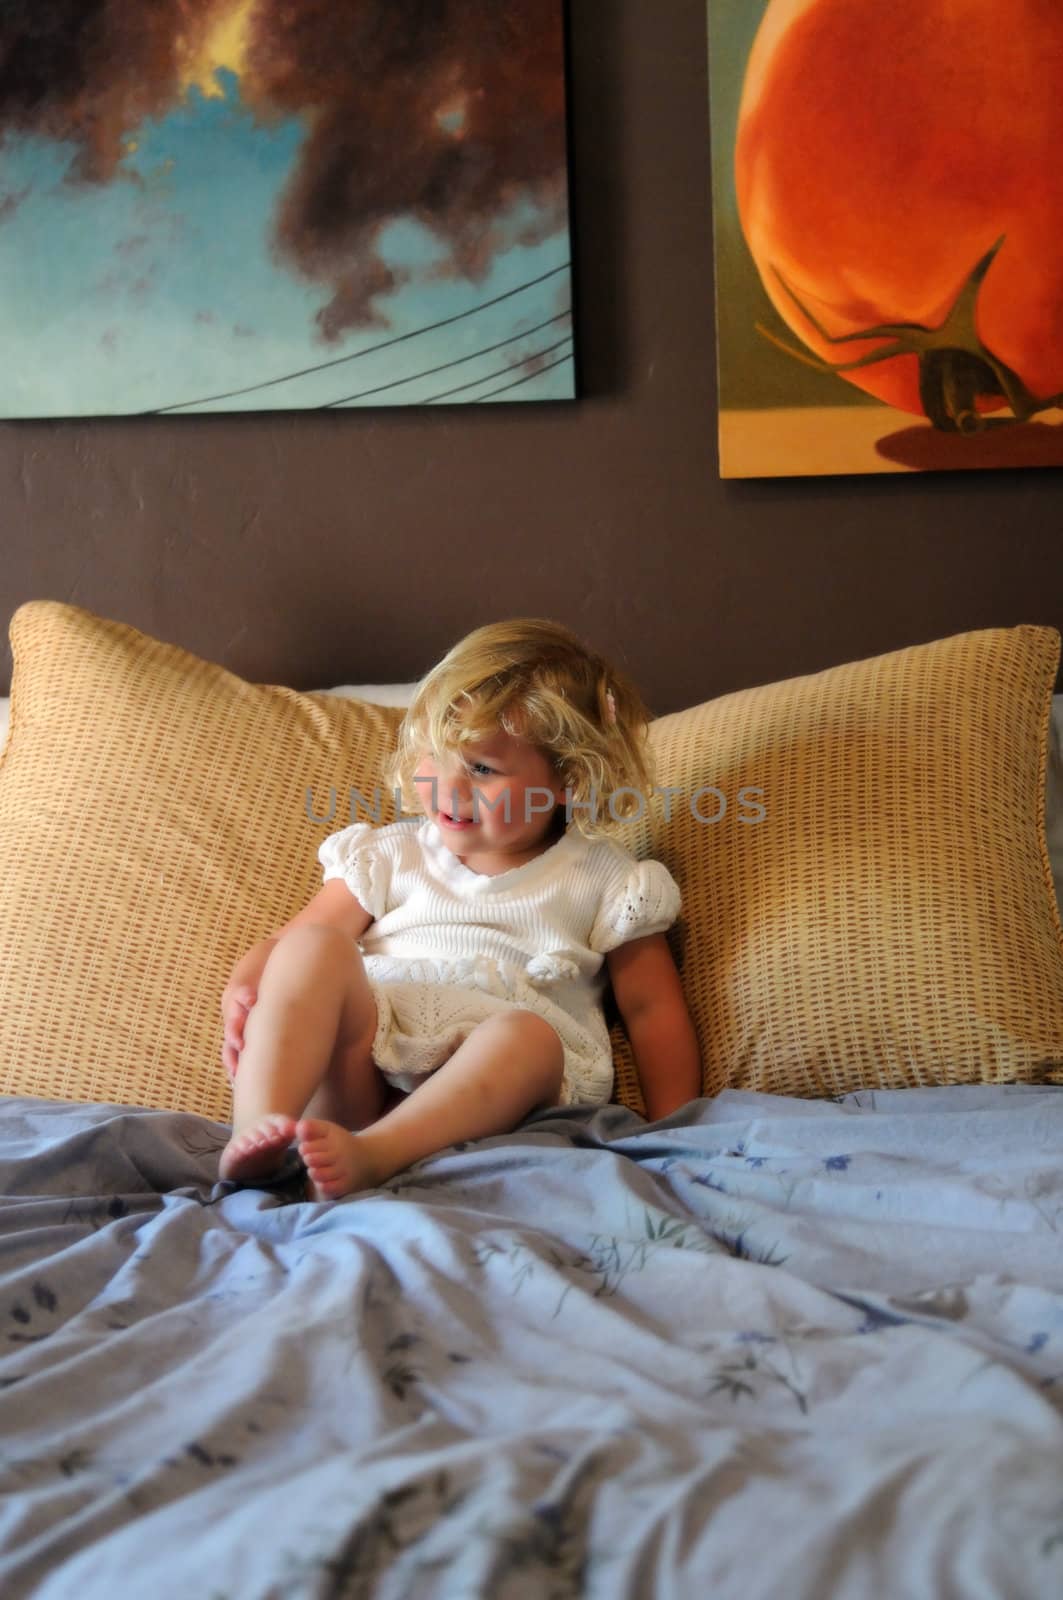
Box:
220 982 257 1081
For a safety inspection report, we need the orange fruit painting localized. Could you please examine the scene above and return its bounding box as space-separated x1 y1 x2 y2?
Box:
708 0 1063 476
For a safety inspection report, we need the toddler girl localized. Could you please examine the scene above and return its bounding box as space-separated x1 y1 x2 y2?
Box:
218 618 702 1200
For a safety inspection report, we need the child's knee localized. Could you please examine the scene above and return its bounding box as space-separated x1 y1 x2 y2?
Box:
507 1009 565 1084
269 922 361 989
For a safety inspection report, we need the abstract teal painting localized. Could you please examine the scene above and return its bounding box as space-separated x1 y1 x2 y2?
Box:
0 2 576 418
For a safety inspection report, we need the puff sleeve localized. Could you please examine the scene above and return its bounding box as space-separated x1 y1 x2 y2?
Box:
589 857 681 954
317 823 389 922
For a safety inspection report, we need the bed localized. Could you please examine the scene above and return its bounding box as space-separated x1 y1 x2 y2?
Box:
1 603 1062 1598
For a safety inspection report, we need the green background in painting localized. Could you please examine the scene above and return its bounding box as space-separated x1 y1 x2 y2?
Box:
707 0 877 411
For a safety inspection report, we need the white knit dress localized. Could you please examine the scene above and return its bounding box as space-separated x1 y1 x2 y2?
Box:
317 816 681 1107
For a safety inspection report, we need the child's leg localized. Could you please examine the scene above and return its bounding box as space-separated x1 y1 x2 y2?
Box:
296 1007 564 1200
219 924 385 1182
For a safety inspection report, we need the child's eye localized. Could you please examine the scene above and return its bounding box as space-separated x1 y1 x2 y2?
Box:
469 761 495 777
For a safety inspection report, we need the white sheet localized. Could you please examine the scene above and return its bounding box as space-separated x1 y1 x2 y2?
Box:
0 681 418 748
1 1084 1061 1597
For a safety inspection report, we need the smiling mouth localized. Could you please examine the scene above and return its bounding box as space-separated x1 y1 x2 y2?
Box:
440 811 475 827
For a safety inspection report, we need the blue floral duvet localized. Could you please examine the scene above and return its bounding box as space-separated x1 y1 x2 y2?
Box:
1 1084 1062 1598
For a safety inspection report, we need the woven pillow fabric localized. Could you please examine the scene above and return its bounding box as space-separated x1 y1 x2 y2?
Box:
607 625 1063 1107
0 602 409 1121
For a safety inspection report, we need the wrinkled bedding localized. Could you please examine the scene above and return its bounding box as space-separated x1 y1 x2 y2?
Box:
1 1084 1061 1599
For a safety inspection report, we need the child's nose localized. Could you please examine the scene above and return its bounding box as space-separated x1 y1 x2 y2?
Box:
439 763 472 802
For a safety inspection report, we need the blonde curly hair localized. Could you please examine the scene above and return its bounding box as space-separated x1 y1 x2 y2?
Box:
388 618 658 841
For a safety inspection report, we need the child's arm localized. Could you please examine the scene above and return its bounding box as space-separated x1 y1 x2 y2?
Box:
606 935 702 1121
221 881 374 1078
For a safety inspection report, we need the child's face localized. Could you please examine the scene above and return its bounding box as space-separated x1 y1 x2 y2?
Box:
413 729 567 865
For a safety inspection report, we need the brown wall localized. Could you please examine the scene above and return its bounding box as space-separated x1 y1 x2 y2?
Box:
2 1 1061 712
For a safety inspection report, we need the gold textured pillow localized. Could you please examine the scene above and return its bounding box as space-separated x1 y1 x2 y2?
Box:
608 624 1063 1110
0 602 408 1122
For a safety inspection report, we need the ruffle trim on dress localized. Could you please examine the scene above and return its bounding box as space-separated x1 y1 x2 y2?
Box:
590 859 682 953
318 822 387 921
363 949 585 999
365 952 521 1000
524 951 582 987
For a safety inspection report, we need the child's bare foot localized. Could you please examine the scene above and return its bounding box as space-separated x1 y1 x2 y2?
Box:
296 1118 383 1201
219 1113 297 1182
